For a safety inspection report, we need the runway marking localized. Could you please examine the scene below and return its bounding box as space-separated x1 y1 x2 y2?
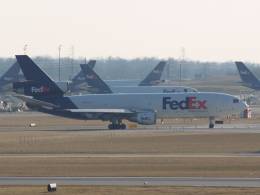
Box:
0 153 259 158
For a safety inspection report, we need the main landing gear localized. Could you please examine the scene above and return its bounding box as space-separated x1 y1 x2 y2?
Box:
108 119 127 130
209 117 215 128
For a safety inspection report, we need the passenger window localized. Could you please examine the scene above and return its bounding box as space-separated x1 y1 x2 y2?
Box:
184 89 188 92
163 89 175 93
233 98 239 103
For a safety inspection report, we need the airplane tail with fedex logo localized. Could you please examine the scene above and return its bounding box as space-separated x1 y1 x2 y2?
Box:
14 55 64 98
235 61 260 89
80 62 113 94
69 60 100 93
139 61 166 86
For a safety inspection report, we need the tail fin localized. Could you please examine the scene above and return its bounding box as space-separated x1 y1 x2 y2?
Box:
87 60 95 69
0 62 23 83
70 60 98 93
0 62 24 91
71 60 96 84
139 61 166 86
15 55 64 97
235 61 260 87
80 62 113 94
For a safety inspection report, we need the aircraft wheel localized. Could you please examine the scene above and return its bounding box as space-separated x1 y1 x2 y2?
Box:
120 124 126 129
209 123 214 128
108 124 114 130
108 121 125 130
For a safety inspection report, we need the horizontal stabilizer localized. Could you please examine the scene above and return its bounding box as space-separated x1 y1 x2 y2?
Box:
14 94 59 109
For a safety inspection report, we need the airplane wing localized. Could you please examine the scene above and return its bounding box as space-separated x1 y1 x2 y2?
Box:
66 108 133 114
15 94 133 114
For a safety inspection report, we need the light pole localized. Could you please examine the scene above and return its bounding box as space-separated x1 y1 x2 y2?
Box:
58 45 62 81
23 44 28 54
71 45 74 80
167 61 170 81
180 47 185 82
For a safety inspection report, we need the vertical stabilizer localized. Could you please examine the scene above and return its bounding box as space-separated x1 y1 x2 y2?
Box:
235 61 260 88
139 61 166 86
80 61 113 93
15 55 64 97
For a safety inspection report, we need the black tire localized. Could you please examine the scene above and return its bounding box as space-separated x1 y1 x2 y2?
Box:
108 124 113 130
121 124 126 129
209 123 214 128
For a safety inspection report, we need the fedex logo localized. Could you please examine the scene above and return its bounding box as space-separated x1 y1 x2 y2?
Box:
31 86 50 93
86 74 97 80
76 76 85 81
163 96 207 110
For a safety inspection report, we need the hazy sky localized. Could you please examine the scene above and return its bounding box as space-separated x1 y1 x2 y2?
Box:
1 0 260 62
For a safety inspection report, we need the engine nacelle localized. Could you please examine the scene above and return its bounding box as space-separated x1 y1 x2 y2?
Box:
129 112 156 125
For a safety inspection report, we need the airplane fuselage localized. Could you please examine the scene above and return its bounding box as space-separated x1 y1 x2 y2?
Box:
43 92 248 119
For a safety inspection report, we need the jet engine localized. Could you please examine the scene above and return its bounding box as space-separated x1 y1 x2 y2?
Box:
129 111 156 125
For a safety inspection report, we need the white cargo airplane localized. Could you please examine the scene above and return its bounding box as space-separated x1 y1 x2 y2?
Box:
80 63 198 94
15 55 250 129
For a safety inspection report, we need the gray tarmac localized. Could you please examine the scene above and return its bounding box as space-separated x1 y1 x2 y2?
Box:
1 153 260 158
0 125 260 134
0 111 260 133
1 124 260 133
0 177 260 187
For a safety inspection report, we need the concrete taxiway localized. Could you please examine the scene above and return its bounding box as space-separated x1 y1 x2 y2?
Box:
0 122 260 133
0 177 260 187
0 111 260 133
1 153 260 158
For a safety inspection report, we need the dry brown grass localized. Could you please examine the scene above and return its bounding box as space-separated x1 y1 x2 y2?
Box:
0 131 260 154
0 156 260 177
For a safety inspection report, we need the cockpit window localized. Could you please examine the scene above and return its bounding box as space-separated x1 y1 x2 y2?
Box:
233 98 239 103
